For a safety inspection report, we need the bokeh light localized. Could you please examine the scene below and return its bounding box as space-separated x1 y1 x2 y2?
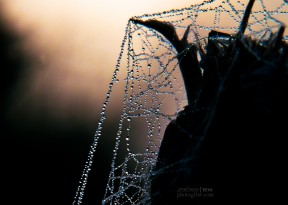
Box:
1 0 201 124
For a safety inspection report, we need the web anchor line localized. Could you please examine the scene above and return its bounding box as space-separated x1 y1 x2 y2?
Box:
73 1 288 204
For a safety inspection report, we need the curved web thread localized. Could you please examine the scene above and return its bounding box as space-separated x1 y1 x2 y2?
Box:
73 1 288 205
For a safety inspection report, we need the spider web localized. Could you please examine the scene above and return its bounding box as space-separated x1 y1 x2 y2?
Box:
73 1 288 204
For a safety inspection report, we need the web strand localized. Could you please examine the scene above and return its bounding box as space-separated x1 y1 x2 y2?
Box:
73 1 288 205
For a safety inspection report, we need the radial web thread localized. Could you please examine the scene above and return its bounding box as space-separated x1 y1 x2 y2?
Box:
73 1 288 204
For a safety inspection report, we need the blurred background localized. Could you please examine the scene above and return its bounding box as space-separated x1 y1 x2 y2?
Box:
3 1 287 204
0 1 198 204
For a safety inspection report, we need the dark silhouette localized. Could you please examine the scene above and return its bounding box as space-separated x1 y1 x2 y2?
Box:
134 0 287 204
131 20 202 105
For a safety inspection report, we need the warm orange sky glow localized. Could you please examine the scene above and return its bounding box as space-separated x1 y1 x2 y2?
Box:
1 0 287 124
2 0 203 121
